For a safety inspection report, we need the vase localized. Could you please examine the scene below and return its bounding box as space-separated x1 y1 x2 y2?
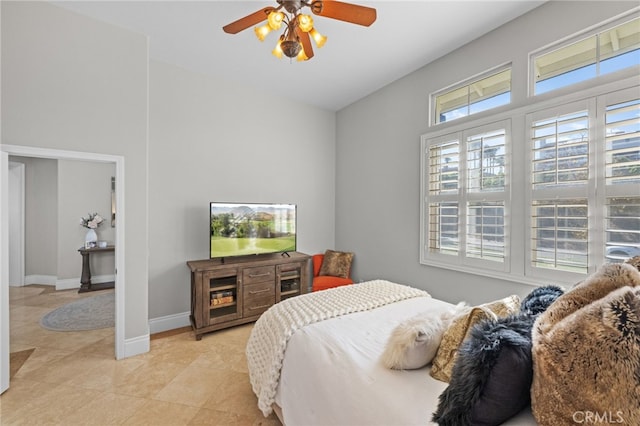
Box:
85 228 98 247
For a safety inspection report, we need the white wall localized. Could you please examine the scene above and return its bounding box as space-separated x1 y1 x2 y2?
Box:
335 1 638 305
148 61 336 319
2 1 149 339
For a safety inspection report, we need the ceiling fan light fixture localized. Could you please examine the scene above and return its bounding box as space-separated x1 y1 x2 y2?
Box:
267 11 285 30
309 28 327 48
272 37 284 58
224 0 377 62
296 47 309 61
281 40 301 58
254 23 272 41
297 14 314 32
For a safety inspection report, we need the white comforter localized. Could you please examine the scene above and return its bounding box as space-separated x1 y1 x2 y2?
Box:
273 292 538 425
246 280 431 416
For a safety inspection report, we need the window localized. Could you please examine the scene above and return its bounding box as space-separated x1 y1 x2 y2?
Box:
532 16 640 95
526 90 640 281
530 199 589 273
527 102 592 277
423 121 509 271
603 95 640 263
530 110 590 187
433 67 511 124
422 84 640 286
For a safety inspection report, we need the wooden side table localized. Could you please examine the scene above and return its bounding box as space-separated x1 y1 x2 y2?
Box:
78 245 115 293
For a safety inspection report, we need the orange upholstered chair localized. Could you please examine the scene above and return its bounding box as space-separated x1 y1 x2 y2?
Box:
312 250 354 292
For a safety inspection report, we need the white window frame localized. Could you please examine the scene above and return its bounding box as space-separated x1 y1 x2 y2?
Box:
430 64 512 126
421 120 511 273
524 99 597 284
420 76 639 287
529 11 640 97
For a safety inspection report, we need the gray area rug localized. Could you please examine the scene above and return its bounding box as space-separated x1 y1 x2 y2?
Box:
40 292 114 331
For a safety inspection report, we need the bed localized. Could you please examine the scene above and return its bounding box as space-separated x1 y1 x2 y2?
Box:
246 280 538 425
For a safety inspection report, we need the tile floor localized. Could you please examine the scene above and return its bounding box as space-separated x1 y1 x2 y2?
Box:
2 285 280 425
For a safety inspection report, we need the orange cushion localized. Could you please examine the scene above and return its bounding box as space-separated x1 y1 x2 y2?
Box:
312 254 325 277
312 276 354 292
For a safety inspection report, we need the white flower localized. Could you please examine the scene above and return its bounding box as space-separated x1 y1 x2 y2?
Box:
80 212 105 229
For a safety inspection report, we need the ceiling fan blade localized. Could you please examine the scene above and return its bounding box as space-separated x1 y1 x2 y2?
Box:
311 1 376 27
222 7 275 34
296 27 314 60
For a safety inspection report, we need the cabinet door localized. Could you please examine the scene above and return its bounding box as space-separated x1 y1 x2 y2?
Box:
203 268 241 325
277 262 304 301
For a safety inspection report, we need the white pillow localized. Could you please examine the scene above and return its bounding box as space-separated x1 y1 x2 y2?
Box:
381 303 468 370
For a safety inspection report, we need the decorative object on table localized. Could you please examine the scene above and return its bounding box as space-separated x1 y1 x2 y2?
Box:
80 212 104 249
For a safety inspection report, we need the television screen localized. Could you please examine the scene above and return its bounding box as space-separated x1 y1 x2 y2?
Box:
210 202 296 259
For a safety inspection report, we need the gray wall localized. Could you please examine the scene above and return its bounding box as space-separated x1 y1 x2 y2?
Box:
9 156 115 282
57 160 115 279
148 61 336 319
335 1 638 305
11 157 58 277
2 1 149 339
2 1 338 336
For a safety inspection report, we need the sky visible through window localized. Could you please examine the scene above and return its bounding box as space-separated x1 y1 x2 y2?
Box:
440 47 639 123
536 49 640 94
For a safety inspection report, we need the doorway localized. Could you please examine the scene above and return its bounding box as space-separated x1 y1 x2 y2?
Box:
0 145 126 395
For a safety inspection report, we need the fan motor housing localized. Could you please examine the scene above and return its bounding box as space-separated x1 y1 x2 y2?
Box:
278 0 304 14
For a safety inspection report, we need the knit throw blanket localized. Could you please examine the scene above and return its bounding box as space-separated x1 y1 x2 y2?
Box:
246 280 431 416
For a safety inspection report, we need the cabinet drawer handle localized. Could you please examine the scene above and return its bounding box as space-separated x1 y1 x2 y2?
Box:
249 288 270 295
249 272 271 278
249 304 271 310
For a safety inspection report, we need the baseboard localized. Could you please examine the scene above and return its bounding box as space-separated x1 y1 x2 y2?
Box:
149 311 191 334
123 333 150 359
55 274 115 291
24 275 56 286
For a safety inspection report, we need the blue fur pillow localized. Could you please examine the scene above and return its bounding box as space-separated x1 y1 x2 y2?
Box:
432 286 563 426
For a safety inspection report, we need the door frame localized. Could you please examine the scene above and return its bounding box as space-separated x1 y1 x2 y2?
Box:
0 144 126 394
8 161 25 287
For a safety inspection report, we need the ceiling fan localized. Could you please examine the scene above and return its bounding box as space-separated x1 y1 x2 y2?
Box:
222 0 377 61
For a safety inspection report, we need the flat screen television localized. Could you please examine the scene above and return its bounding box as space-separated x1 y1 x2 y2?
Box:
210 202 296 259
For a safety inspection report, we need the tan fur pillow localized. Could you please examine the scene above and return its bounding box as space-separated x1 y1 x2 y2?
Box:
381 303 468 370
430 295 520 382
531 263 640 425
318 250 354 278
